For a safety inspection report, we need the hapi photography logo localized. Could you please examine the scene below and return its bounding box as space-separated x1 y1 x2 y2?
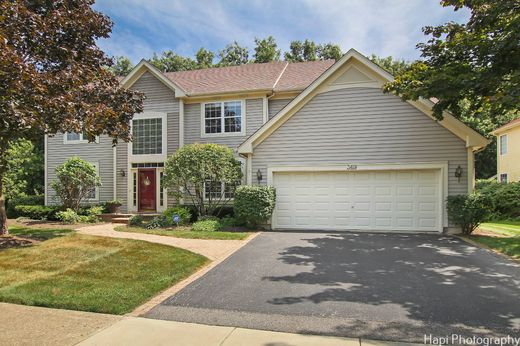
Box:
424 334 520 346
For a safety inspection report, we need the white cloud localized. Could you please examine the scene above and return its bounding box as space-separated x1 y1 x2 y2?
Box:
94 0 470 62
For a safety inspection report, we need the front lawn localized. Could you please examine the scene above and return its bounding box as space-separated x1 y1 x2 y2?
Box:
0 229 208 314
115 225 253 240
470 221 520 260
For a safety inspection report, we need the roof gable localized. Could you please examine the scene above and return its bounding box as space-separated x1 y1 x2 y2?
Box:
238 49 488 154
121 60 187 97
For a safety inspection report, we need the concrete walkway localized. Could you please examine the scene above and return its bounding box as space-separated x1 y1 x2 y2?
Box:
76 223 254 261
0 302 421 346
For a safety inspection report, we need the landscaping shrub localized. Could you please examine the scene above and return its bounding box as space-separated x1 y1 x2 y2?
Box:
163 206 191 225
198 215 219 222
14 205 59 220
234 185 276 228
128 215 144 227
192 220 221 232
85 206 103 222
447 194 489 235
56 208 82 224
476 180 520 219
6 194 45 218
146 215 170 229
220 216 239 228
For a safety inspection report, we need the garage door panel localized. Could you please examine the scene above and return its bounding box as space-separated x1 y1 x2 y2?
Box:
273 169 441 232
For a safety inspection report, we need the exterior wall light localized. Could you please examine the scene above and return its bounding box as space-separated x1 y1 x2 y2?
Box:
455 165 463 182
119 169 126 177
256 169 263 183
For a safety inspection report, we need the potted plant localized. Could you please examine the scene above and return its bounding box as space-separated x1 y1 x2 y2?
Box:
105 199 122 214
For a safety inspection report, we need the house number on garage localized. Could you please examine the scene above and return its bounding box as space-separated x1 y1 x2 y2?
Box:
346 164 358 170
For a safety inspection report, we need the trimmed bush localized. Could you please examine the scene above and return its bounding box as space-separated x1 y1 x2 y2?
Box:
6 194 45 218
56 208 83 224
163 207 191 225
234 185 276 228
447 194 489 235
476 180 520 219
146 215 169 229
128 215 144 227
192 220 221 232
14 205 59 220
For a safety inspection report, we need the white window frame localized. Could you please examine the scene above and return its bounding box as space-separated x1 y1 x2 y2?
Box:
85 162 100 201
499 173 508 183
63 132 99 144
128 112 167 163
200 100 246 137
499 134 508 155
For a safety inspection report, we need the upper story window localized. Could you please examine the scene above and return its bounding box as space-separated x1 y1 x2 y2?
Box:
500 134 508 155
63 132 98 144
132 118 162 155
203 101 244 136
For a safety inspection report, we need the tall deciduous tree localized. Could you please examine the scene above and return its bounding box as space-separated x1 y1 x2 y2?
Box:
369 55 411 76
108 56 134 77
0 0 144 234
218 41 249 66
150 50 197 72
384 0 520 121
195 48 214 69
318 43 342 61
253 36 281 63
285 40 341 62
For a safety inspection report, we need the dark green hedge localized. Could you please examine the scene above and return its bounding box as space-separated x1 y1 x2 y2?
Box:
14 205 60 221
476 180 520 219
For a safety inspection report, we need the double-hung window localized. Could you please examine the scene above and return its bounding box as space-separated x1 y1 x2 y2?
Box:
64 132 97 144
500 173 508 183
132 118 163 155
203 101 244 136
500 135 508 155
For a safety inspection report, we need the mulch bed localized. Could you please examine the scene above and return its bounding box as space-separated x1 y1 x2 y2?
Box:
0 236 38 250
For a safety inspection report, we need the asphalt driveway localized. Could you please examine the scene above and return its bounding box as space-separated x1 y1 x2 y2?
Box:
145 232 520 342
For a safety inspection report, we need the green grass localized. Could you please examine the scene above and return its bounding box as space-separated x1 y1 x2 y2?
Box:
115 225 253 240
0 231 208 314
479 221 520 237
469 221 520 260
8 226 74 240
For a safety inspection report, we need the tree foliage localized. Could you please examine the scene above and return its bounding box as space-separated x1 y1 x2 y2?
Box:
0 0 144 234
218 41 249 66
150 50 198 72
285 40 342 62
384 0 520 121
318 43 343 61
163 144 242 217
51 157 101 211
369 55 411 76
3 139 44 201
108 56 134 76
253 36 281 63
195 47 214 69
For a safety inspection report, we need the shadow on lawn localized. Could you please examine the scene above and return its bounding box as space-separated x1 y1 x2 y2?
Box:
263 232 520 333
9 227 73 241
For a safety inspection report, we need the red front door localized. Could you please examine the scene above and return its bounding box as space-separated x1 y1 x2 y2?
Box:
138 169 156 212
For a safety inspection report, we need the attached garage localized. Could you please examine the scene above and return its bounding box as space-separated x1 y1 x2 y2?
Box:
271 168 443 233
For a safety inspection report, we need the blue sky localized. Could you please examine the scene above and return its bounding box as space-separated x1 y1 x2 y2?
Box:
93 0 469 64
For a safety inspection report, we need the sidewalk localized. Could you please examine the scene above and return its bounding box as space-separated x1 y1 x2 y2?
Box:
0 303 421 346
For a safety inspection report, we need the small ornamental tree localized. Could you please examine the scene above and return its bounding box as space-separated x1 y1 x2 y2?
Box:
163 144 242 217
51 157 101 211
0 1 144 234
234 186 276 228
446 194 489 235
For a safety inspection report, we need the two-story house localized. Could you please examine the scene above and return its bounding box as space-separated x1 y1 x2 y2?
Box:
44 49 488 233
492 117 520 183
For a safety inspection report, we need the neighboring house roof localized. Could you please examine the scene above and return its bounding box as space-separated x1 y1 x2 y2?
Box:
238 48 489 154
163 60 334 96
492 117 520 135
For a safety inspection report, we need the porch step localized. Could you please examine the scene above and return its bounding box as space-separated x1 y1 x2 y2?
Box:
112 217 132 224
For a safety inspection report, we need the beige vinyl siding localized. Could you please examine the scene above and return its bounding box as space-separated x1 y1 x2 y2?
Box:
252 87 468 197
268 98 293 120
46 135 114 205
116 71 180 211
184 98 264 150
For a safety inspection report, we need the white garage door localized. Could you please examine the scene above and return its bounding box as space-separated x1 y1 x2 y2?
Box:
273 169 441 232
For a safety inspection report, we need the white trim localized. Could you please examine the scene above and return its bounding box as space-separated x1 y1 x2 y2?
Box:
121 60 187 97
267 162 448 233
157 168 166 212
262 96 268 124
499 134 508 155
246 154 252 185
128 112 167 163
238 48 489 154
179 99 185 147
127 167 136 212
44 134 48 206
467 148 475 193
200 100 246 138
113 146 117 200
